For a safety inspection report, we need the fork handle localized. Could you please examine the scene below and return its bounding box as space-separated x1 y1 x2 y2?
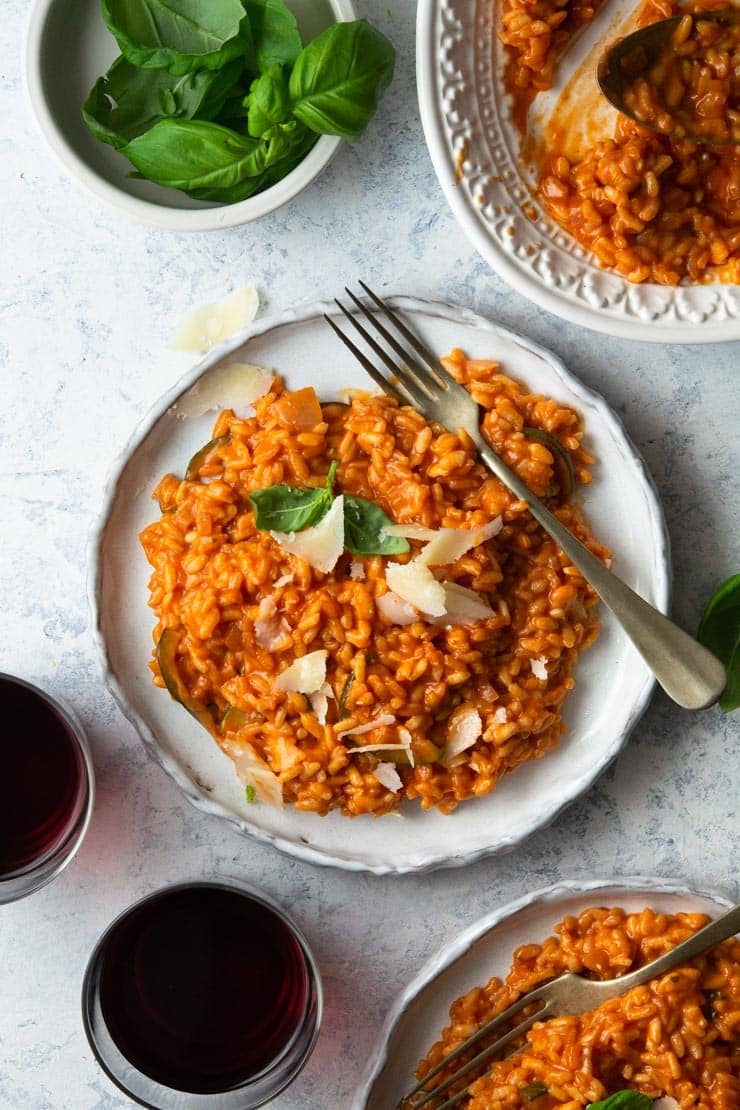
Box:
476 440 726 710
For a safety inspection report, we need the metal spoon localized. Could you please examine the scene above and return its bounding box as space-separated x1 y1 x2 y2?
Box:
597 10 740 143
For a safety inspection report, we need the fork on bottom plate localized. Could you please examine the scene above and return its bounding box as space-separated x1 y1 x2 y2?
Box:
325 283 726 713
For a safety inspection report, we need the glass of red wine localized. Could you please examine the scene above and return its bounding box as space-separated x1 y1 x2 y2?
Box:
0 673 94 904
82 880 323 1108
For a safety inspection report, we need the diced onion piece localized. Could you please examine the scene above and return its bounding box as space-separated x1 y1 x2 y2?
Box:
275 650 328 694
376 590 419 626
434 582 494 625
341 713 397 737
309 681 334 725
531 657 548 680
171 287 259 354
382 523 439 541
223 738 283 808
373 762 403 793
255 596 291 651
419 517 503 567
172 360 273 419
385 559 446 617
271 495 344 574
441 705 483 763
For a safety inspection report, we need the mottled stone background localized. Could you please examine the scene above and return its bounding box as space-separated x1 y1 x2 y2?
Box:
1 1 737 1107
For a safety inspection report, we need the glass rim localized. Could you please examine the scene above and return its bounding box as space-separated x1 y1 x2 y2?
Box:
0 672 95 904
81 878 324 1109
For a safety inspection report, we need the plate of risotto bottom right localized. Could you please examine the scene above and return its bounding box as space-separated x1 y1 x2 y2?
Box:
416 0 740 343
356 877 738 1108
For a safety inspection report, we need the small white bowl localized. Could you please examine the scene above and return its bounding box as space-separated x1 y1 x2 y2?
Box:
24 0 356 230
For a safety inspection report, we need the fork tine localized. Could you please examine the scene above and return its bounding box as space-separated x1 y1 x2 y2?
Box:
324 312 406 405
401 993 550 1109
343 288 440 402
358 281 460 392
333 299 426 408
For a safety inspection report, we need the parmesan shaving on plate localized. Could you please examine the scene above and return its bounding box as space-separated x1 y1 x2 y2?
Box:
271 494 344 574
273 573 294 588
435 582 495 625
441 705 483 763
376 590 418 626
653 1100 680 1110
309 682 334 725
349 559 366 581
254 596 291 651
493 706 508 724
385 559 446 617
340 713 397 736
171 286 259 354
418 517 503 566
373 762 403 792
531 656 548 680
382 523 439 542
171 361 273 420
222 738 283 808
275 650 327 694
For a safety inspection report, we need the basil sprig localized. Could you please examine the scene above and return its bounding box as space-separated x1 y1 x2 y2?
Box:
249 465 410 557
697 573 740 712
84 1 395 203
521 1082 548 1101
587 1093 653 1110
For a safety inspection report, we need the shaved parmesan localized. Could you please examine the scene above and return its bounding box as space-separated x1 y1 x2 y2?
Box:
223 738 283 808
531 657 548 680
254 596 291 651
376 590 419 626
653 1100 680 1110
171 286 259 354
341 713 397 737
275 650 327 694
172 361 273 420
309 681 334 725
385 559 446 617
493 706 508 724
419 517 503 567
273 573 294 588
349 559 366 581
442 705 483 763
435 582 495 625
348 743 409 756
373 762 403 792
382 523 439 542
271 495 344 574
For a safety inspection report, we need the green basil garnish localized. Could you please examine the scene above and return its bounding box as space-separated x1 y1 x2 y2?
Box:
521 1083 548 1101
244 0 302 71
244 784 257 803
249 462 337 532
101 0 248 75
587 1093 653 1110
343 496 410 556
697 573 739 712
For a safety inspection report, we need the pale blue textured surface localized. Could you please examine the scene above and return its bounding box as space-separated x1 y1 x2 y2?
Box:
1 1 738 1108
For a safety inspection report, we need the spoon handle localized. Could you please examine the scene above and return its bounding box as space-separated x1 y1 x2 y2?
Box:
477 441 726 711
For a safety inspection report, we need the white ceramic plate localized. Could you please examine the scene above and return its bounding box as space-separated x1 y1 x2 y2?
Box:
416 0 740 343
89 297 669 875
355 877 735 1108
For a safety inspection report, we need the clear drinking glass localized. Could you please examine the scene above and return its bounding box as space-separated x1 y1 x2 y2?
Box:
0 673 94 904
82 880 323 1109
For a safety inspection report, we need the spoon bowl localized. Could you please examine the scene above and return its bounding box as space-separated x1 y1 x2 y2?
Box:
597 10 740 144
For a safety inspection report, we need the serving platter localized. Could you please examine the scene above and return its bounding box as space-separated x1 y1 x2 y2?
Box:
355 877 735 1108
89 296 669 875
416 0 740 343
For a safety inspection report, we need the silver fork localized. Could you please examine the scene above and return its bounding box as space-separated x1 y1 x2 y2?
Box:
398 902 740 1109
325 283 726 711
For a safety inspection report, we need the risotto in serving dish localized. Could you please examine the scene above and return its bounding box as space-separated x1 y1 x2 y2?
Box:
413 904 740 1109
140 351 608 817
499 0 740 285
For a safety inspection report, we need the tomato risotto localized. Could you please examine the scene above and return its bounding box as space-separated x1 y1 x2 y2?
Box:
140 353 606 816
414 905 740 1108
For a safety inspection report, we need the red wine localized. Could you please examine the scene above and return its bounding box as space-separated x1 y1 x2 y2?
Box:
97 885 313 1094
0 675 89 878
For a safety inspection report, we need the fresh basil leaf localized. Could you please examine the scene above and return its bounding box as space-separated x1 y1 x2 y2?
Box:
521 1084 548 1101
83 56 243 150
289 20 396 140
244 0 302 71
343 496 410 556
250 483 332 532
587 1093 654 1110
101 0 248 75
698 573 740 712
246 64 291 136
244 784 257 803
123 119 263 189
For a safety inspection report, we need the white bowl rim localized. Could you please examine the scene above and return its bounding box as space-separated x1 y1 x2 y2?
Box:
353 874 736 1107
23 0 356 231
